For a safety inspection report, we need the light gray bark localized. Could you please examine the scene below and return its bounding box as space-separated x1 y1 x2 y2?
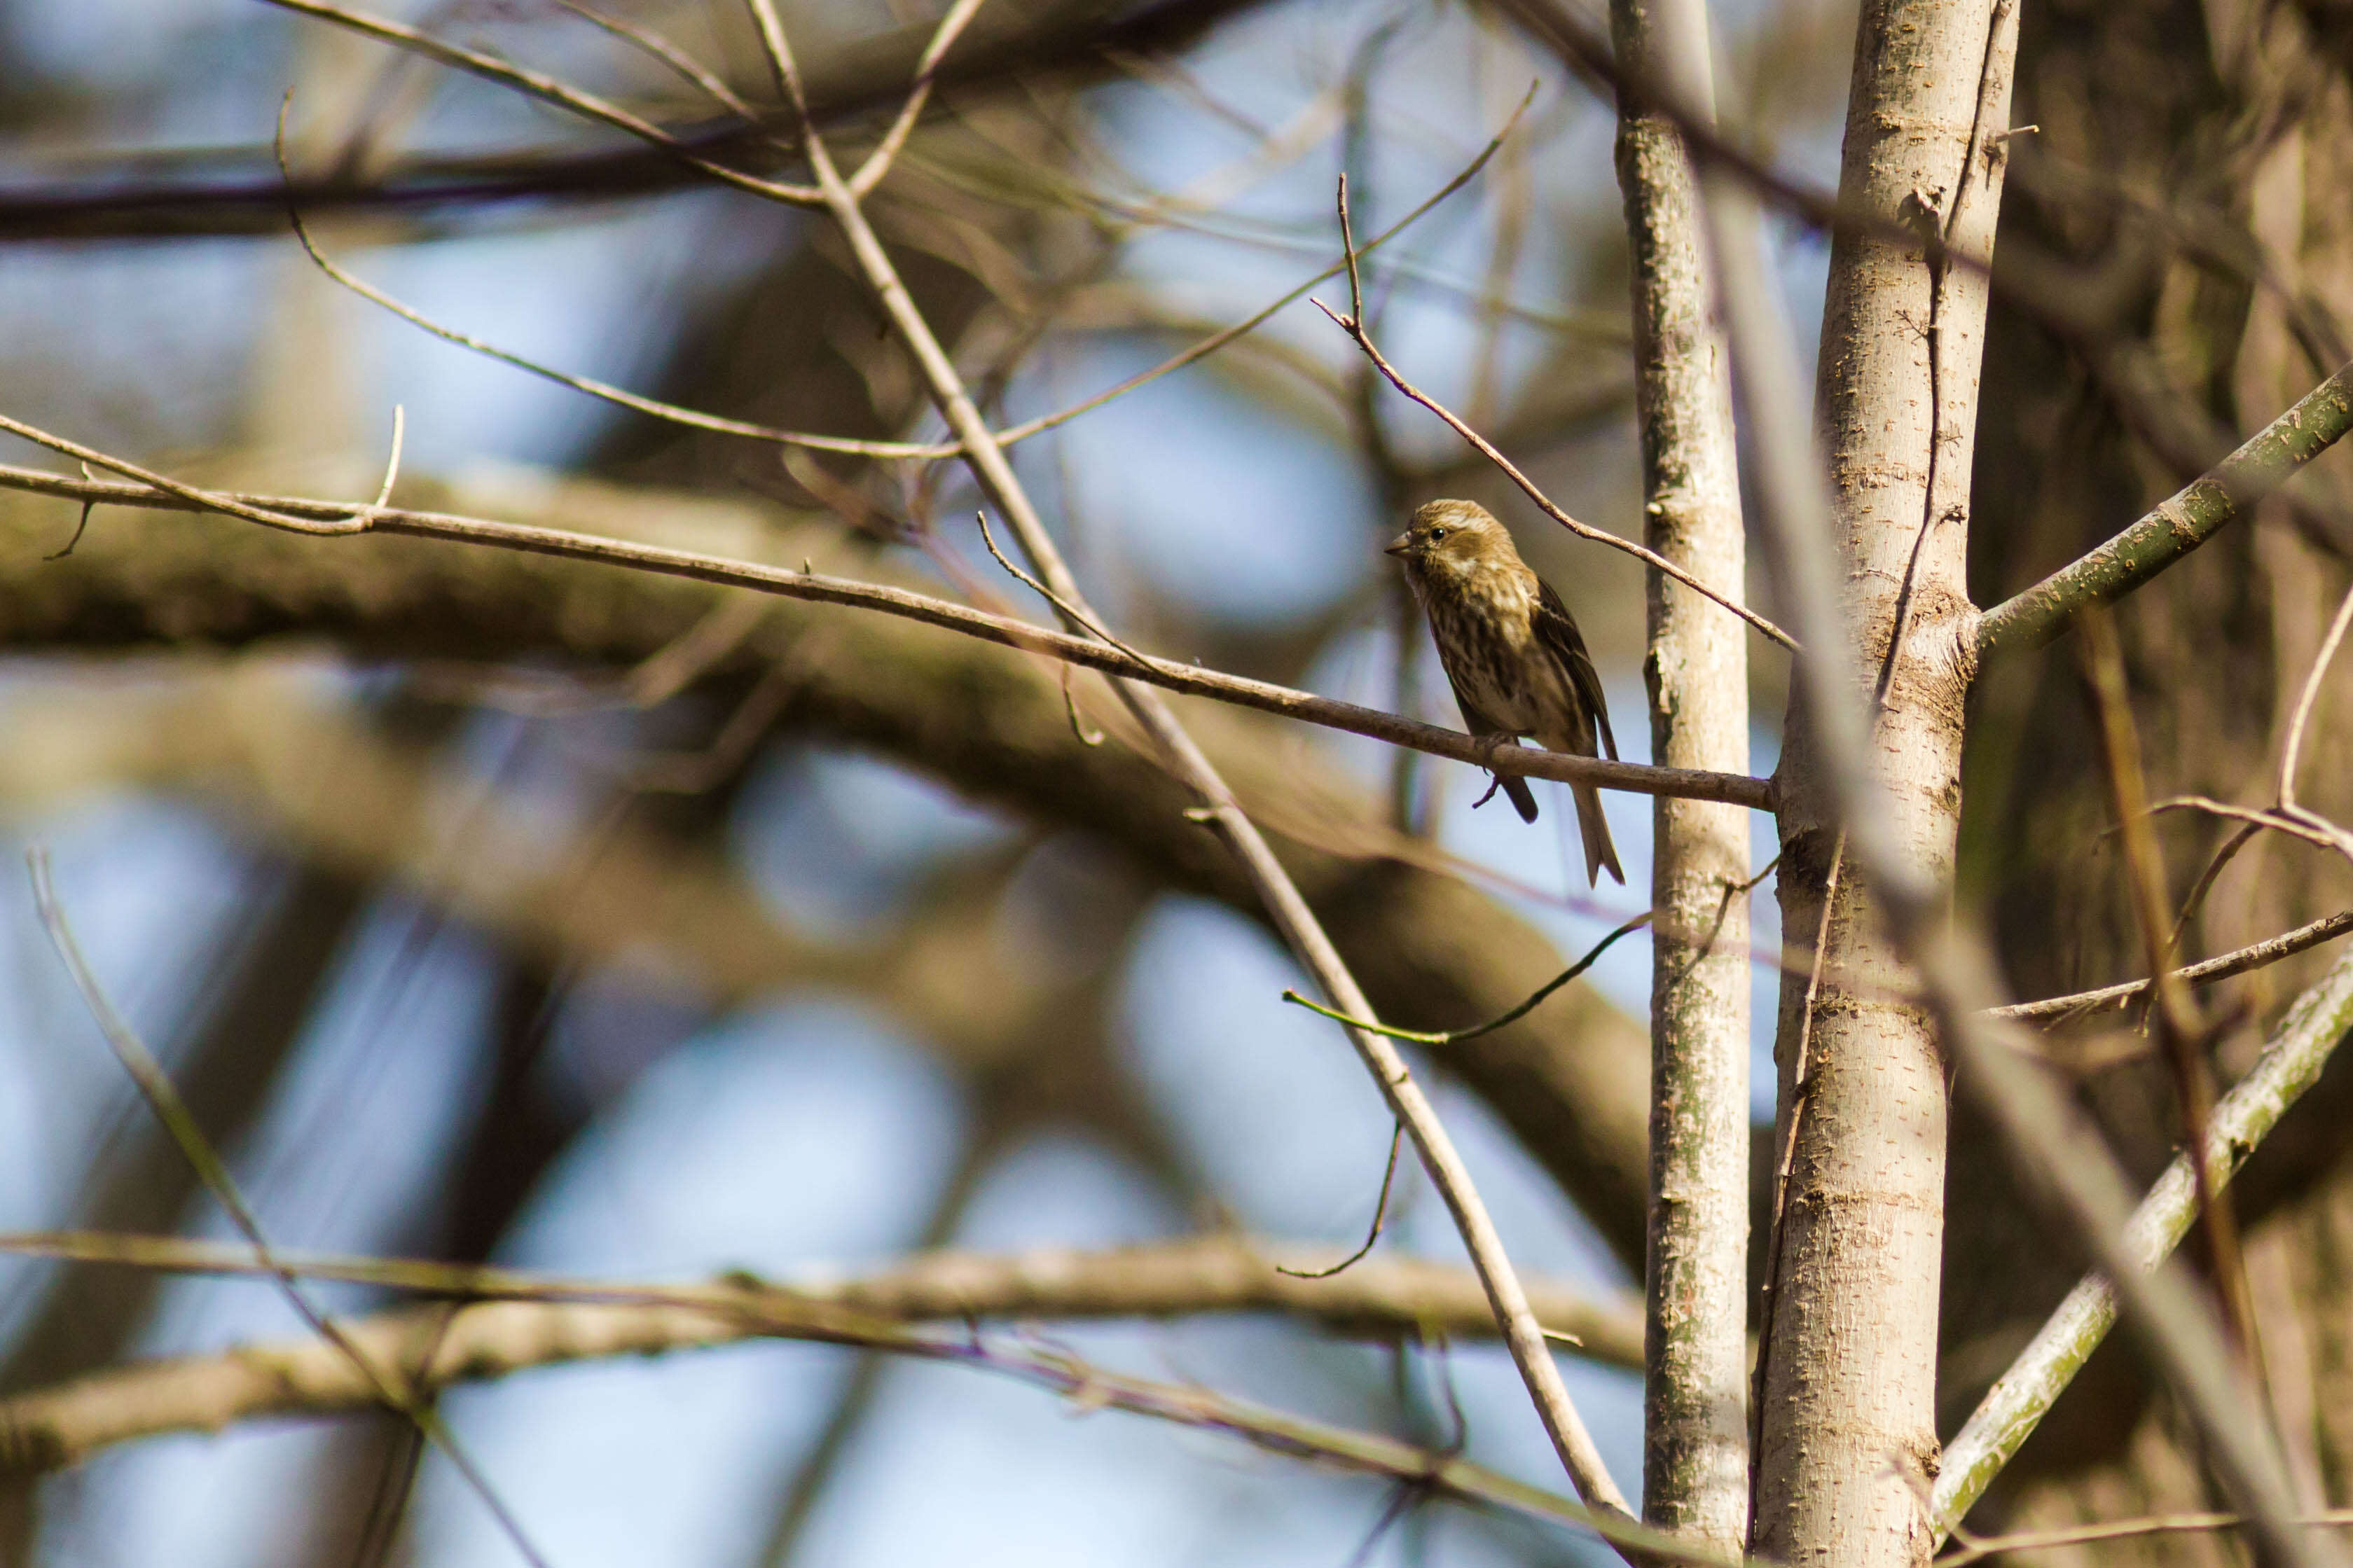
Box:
1751 1 2018 1564
1608 0 1751 1551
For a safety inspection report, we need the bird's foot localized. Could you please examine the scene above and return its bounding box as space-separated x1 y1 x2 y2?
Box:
1470 775 1503 810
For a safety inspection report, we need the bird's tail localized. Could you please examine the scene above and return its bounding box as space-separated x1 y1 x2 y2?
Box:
1571 782 1624 887
1501 774 1538 823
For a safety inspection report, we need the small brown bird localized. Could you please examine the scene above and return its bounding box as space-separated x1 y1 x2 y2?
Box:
1388 499 1624 886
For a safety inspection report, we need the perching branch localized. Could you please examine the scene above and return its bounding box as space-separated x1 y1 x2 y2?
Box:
1932 944 2353 1539
1977 356 2353 658
1313 179 1795 652
0 459 1772 810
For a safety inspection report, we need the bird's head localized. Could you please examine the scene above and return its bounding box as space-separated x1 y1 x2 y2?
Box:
1385 499 1512 583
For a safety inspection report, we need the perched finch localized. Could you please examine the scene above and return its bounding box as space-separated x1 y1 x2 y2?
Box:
1388 499 1624 886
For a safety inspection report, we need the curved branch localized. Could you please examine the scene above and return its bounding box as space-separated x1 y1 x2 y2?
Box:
1312 183 1793 652
1988 908 2353 1024
0 1230 1643 1366
1977 358 2353 659
0 1240 1737 1564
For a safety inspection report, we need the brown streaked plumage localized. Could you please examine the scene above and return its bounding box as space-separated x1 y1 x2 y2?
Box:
1387 498 1624 886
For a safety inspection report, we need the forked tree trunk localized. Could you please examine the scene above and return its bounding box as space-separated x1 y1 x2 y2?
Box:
1753 1 2019 1562
1608 0 1751 1552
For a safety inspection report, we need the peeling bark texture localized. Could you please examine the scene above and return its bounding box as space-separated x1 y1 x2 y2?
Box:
1610 0 1751 1550
1755 1 2017 1564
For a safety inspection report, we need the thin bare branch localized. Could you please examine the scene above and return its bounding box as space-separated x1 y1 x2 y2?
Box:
0 457 1772 811
368 403 405 511
745 0 1636 1520
846 0 992 197
1313 179 1795 653
0 1230 1643 1364
0 412 367 536
553 1 770 127
2170 822 2264 962
261 0 825 205
2281 577 2353 813
2148 796 2347 854
24 851 553 1568
1987 908 2353 1022
1938 1508 2353 1564
1274 1124 1407 1281
972 509 1147 665
1280 908 1655 1045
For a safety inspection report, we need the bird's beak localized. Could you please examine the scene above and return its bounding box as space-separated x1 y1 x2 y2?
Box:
1383 531 1413 557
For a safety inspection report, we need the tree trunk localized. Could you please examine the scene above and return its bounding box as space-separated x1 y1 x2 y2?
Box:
1753 1 2018 1562
1609 0 1752 1550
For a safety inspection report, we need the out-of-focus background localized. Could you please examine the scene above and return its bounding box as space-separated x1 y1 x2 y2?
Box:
0 4 1841 1562
8 0 2353 1562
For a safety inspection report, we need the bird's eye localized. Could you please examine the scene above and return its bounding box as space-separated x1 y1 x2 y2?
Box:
1428 525 1448 541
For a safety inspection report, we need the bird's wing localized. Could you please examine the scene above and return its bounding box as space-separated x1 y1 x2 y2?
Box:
1437 659 1540 822
1438 660 1512 740
1534 578 1617 761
